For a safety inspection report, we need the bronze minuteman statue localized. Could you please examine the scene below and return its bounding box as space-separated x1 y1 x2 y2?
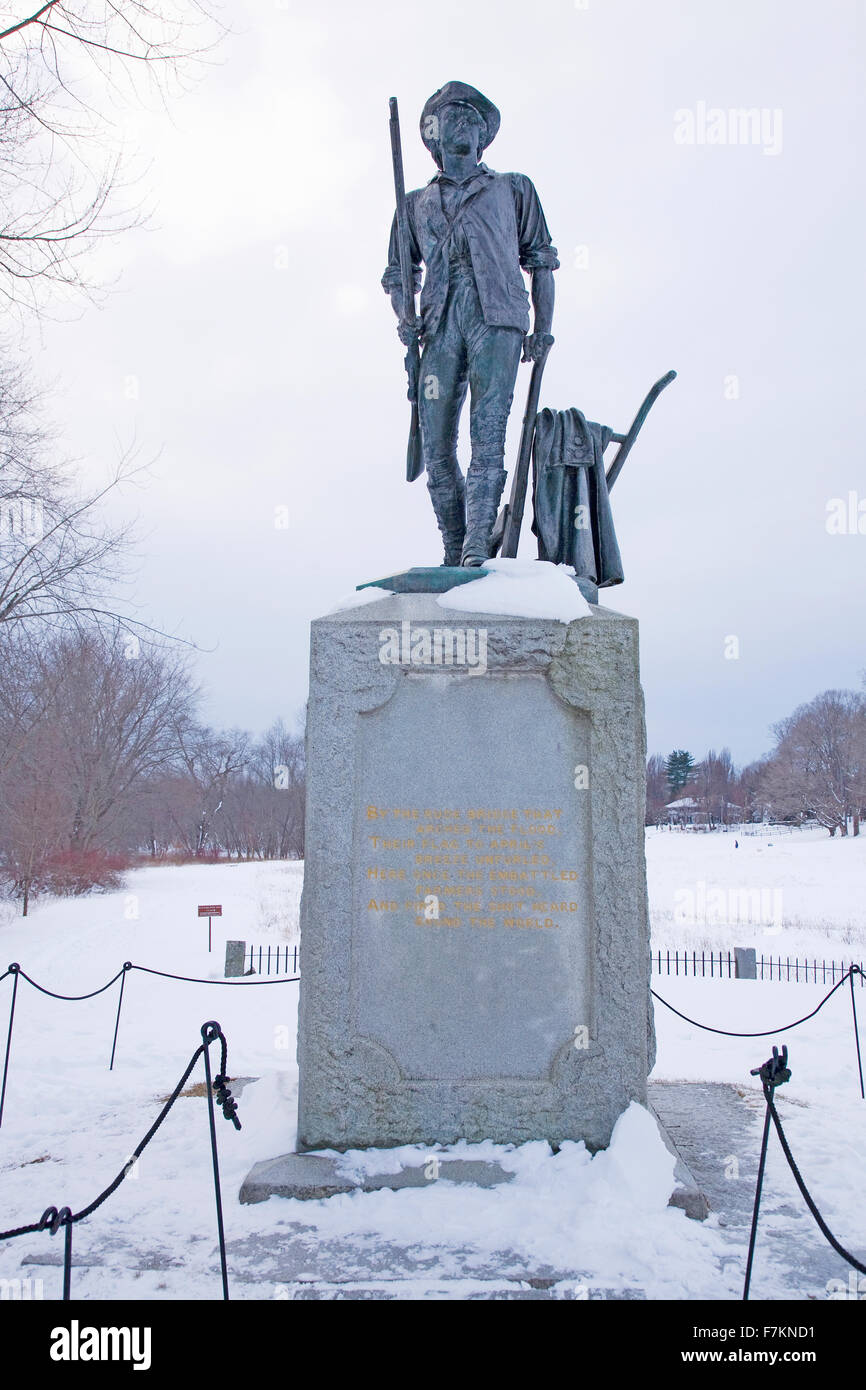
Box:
383 81 559 567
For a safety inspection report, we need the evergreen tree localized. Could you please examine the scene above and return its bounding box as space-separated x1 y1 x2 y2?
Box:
665 750 696 797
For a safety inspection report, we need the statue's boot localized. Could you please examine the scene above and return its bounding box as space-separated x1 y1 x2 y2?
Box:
461 464 507 567
427 468 466 566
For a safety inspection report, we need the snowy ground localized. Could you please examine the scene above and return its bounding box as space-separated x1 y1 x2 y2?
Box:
0 833 863 1301
647 823 866 957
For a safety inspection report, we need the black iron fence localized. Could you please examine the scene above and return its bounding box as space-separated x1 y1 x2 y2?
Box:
244 943 298 977
653 949 865 984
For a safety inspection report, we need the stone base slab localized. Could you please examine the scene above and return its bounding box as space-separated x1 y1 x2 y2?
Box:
239 1153 515 1204
238 1105 708 1218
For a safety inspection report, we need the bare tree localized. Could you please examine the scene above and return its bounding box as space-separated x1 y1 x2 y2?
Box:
0 347 186 641
0 446 137 632
0 1 224 310
52 626 196 848
692 747 737 827
246 717 305 858
0 623 198 911
126 717 306 861
0 697 70 913
171 722 250 856
645 752 668 826
0 623 59 775
763 690 866 836
736 755 772 825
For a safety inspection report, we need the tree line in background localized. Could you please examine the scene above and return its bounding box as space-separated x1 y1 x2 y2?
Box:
0 624 305 914
647 685 866 836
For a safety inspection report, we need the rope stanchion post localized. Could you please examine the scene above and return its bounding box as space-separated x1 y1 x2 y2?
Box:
849 966 864 1100
0 964 20 1131
743 1097 772 1302
35 1206 74 1300
109 963 132 1072
743 1043 866 1302
743 1045 791 1301
63 1215 73 1301
201 1021 232 1301
0 1020 242 1301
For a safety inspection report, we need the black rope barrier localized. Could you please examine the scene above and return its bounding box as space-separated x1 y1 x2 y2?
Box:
2 956 862 1130
2 952 864 1304
652 965 865 1099
651 965 860 1038
743 1045 866 1300
0 958 300 1120
129 963 300 987
108 966 298 1075
15 963 126 1001
0 1020 241 1301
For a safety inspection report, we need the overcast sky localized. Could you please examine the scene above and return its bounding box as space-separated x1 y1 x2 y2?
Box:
18 0 866 765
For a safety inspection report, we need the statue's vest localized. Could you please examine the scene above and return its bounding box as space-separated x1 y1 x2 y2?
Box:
411 172 531 338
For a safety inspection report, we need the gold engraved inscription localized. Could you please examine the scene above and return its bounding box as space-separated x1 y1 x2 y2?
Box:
363 805 579 932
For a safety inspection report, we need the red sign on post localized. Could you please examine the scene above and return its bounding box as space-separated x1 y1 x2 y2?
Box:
198 904 222 953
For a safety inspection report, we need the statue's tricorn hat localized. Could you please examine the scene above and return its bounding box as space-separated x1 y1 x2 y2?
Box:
420 81 500 158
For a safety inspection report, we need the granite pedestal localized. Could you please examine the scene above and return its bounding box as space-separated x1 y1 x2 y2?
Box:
294 588 654 1152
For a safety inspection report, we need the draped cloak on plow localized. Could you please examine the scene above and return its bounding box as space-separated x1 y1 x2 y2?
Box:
531 406 624 587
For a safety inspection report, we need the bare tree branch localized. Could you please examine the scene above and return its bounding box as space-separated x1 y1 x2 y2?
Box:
0 3 62 45
0 1 226 310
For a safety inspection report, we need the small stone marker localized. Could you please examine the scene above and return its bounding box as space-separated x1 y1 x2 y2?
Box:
735 947 757 980
225 940 246 978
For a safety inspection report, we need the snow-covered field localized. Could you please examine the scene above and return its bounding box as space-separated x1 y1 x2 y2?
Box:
647 823 866 956
0 832 863 1301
